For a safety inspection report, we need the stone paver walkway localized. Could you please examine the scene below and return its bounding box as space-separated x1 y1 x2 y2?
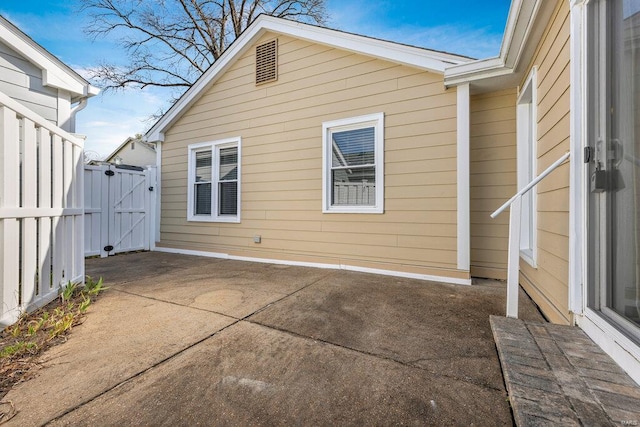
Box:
491 315 640 426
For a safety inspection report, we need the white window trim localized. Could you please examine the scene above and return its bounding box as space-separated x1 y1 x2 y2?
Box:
517 67 538 267
322 113 384 214
187 137 241 223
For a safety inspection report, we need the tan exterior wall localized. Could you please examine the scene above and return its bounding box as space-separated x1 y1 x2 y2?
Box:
519 1 571 324
470 89 517 280
159 33 465 280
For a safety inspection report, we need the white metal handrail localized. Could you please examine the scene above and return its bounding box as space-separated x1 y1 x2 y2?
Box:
491 151 570 318
492 151 571 219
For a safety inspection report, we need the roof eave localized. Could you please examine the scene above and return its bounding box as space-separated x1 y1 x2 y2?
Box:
146 15 473 142
443 0 554 93
0 16 96 99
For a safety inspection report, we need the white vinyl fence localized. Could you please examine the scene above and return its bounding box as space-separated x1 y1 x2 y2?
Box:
333 181 375 205
84 165 156 258
0 92 84 326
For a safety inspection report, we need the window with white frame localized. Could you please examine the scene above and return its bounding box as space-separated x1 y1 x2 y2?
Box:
322 113 384 213
187 138 241 222
517 68 537 266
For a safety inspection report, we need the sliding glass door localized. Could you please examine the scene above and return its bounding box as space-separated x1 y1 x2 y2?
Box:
588 0 640 341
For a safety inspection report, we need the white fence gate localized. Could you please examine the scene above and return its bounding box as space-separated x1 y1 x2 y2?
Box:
0 92 84 326
84 165 156 258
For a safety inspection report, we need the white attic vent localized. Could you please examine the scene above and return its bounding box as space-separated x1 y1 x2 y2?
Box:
256 39 278 85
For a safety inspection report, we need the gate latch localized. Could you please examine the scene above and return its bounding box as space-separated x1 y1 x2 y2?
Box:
104 245 114 252
105 170 115 176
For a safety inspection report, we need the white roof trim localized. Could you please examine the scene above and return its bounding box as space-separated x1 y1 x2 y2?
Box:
443 0 544 89
146 15 471 142
0 16 99 98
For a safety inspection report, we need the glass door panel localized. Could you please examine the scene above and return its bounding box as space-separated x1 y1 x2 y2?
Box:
588 0 640 339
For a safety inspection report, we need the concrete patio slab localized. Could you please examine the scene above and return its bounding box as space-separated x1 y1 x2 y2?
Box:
100 254 334 318
2 252 547 425
250 271 544 390
51 321 514 426
2 288 235 426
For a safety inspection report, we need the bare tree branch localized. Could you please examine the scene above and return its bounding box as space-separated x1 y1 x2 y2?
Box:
80 0 328 94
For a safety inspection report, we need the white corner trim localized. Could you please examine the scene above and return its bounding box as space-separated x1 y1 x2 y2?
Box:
145 15 471 142
154 246 473 286
456 83 470 271
155 141 162 243
569 0 586 316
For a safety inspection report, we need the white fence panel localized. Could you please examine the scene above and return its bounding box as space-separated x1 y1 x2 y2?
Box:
333 181 375 205
0 92 84 326
84 166 109 257
84 165 155 258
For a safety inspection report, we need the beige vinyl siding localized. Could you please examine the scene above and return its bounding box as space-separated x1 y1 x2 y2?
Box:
519 1 571 325
0 41 58 123
160 33 464 279
470 88 517 280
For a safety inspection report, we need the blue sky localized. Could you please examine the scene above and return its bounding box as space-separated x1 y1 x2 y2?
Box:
0 0 511 158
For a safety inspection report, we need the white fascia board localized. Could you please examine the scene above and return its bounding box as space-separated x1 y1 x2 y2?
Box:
145 15 472 142
145 23 270 142
443 0 542 88
444 57 511 87
0 18 96 97
258 16 471 71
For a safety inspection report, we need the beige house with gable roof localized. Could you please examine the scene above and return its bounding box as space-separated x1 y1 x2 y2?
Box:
146 15 474 285
146 1 640 384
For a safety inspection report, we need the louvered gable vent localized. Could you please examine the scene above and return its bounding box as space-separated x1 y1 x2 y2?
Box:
256 39 278 85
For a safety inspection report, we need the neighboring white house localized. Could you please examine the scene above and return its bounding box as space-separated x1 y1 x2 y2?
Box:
0 15 99 133
105 136 156 167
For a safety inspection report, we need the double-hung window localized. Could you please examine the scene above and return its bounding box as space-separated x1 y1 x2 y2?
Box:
322 113 384 213
187 137 241 222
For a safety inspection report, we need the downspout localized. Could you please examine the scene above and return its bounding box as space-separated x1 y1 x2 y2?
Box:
69 98 88 134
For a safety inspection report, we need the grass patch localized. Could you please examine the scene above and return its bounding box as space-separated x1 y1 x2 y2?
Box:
0 276 107 401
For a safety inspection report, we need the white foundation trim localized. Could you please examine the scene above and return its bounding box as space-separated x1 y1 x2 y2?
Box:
154 246 472 286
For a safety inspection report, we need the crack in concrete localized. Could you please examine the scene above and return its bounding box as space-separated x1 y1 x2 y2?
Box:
245 319 505 393
110 287 240 320
44 271 336 425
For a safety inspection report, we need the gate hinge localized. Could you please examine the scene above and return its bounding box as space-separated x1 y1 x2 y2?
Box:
105 170 115 176
104 245 114 252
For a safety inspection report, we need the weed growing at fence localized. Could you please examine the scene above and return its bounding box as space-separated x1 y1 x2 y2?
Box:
0 277 108 402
